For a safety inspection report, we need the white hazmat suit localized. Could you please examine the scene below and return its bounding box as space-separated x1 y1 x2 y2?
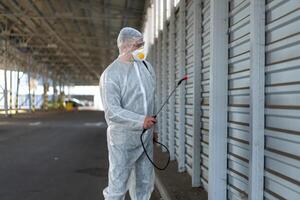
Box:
100 27 156 200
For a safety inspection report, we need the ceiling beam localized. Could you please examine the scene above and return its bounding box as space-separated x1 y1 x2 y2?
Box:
0 31 117 40
0 12 141 20
0 0 146 85
23 0 99 78
0 1 76 79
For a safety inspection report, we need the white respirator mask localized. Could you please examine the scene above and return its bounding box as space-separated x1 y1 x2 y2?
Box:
132 47 146 61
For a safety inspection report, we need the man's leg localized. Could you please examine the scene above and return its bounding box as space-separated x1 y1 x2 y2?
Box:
103 144 133 200
129 139 155 200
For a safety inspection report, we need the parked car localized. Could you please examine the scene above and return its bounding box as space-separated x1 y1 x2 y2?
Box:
64 98 84 110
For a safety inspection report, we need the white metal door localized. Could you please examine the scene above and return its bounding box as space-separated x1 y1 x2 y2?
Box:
200 0 210 191
184 0 195 176
264 1 300 199
227 0 251 199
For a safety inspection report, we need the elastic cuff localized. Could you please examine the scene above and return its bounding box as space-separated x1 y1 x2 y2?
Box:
137 115 146 131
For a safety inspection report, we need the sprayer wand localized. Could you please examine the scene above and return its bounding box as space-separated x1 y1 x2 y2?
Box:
140 75 189 170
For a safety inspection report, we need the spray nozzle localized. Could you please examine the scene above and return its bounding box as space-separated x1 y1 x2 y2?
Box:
177 75 189 86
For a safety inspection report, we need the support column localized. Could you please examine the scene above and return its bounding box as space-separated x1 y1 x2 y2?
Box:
62 83 66 95
53 79 57 108
178 0 186 172
27 69 32 112
32 90 35 112
192 0 202 187
4 69 8 117
43 74 49 111
156 0 163 143
161 0 168 151
58 79 62 109
168 0 176 161
3 39 8 117
15 70 20 113
208 0 228 199
59 79 62 94
9 70 12 114
249 0 265 199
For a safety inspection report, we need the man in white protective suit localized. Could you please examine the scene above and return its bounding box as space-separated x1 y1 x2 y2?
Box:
100 27 158 200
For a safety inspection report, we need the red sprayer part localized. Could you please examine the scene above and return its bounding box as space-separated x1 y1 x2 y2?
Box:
183 75 189 80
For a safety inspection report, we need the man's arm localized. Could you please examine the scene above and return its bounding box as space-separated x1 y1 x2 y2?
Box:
100 72 146 131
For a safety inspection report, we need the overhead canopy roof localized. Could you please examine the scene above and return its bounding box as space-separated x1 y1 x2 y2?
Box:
0 0 147 85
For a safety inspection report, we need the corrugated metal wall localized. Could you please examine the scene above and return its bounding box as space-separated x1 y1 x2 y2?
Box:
264 0 300 199
185 0 195 176
147 0 300 199
200 0 210 191
168 6 176 161
227 0 251 199
174 8 181 162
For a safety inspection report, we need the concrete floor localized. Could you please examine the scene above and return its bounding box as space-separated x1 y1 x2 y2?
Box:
0 111 161 200
154 147 207 200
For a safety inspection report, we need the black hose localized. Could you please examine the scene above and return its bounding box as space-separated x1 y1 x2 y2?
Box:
140 128 170 170
140 74 188 170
